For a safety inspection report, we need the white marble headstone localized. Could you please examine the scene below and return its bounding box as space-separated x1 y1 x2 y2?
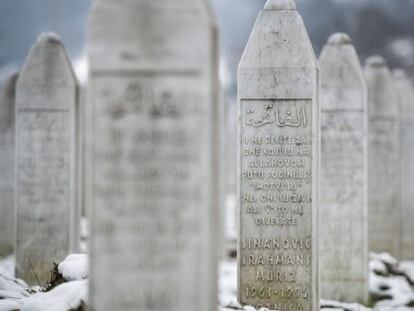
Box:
0 73 18 256
87 0 219 310
15 33 78 285
238 0 320 310
364 56 401 257
393 69 414 260
319 33 368 304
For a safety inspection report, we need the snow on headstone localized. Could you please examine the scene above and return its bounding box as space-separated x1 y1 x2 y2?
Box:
87 0 219 310
319 33 368 304
364 56 401 258
237 0 319 310
393 69 414 260
15 33 78 286
0 73 18 256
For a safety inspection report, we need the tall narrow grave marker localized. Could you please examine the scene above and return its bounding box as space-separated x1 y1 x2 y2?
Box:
0 73 18 256
393 69 414 260
364 56 401 257
15 33 77 285
319 33 368 303
87 1 219 310
238 0 319 310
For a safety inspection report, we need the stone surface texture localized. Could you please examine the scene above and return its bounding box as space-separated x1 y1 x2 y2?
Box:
393 69 414 260
364 56 401 258
237 1 319 310
0 73 18 256
319 33 368 304
87 0 219 310
15 33 78 285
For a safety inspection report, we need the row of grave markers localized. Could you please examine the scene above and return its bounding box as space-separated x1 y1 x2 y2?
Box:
0 0 413 310
238 0 414 310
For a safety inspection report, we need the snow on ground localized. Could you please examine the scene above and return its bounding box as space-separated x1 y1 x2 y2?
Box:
320 300 371 311
0 255 87 311
217 261 369 311
0 257 14 279
58 254 88 282
17 280 87 311
400 262 414 285
369 253 414 310
0 252 414 311
219 259 243 310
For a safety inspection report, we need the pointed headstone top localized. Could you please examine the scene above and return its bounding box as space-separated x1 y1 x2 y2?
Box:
319 33 365 105
393 68 408 80
327 33 352 45
365 55 387 68
18 32 76 89
18 32 77 110
36 32 61 45
264 0 296 11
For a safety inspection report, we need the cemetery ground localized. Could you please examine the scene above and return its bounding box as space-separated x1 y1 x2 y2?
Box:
0 229 414 311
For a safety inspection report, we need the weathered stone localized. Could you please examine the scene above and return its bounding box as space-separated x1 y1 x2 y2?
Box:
87 0 219 310
15 33 78 285
74 86 85 253
319 33 368 304
393 69 414 260
364 56 401 257
237 0 319 310
0 73 18 256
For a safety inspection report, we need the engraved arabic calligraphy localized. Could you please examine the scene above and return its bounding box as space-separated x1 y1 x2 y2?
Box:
246 103 307 128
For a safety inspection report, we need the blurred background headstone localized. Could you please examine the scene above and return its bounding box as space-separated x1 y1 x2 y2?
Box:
87 0 219 310
15 33 77 286
393 69 414 261
0 73 17 257
364 56 401 258
319 33 368 304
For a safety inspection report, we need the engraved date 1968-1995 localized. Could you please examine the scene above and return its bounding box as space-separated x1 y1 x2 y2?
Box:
244 286 309 299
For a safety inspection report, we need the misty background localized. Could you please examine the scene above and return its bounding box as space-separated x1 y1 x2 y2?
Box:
1 0 413 96
1 0 413 225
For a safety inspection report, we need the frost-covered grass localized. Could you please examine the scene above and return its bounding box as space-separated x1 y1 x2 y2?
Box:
0 252 414 311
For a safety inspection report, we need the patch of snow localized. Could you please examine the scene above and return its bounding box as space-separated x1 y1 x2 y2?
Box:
400 261 414 284
0 271 28 300
1 251 414 311
369 253 414 310
58 254 88 281
370 274 414 309
0 256 15 278
372 252 399 267
320 299 371 311
0 255 87 310
0 299 22 311
21 280 87 311
370 252 400 275
370 257 388 276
